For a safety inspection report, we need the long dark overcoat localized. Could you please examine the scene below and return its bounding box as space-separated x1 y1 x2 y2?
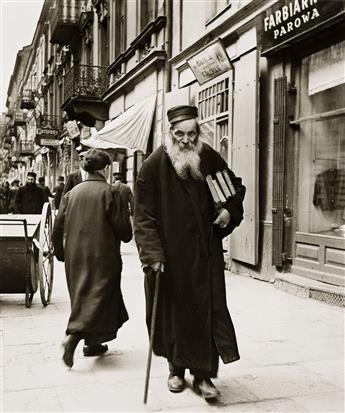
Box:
134 143 246 371
62 170 82 197
14 184 45 214
53 174 132 343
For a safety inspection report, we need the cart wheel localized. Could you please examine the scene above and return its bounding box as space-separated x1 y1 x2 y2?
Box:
38 202 54 306
25 278 34 308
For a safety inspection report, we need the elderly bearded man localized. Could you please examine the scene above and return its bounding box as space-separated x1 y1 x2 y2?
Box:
134 105 245 400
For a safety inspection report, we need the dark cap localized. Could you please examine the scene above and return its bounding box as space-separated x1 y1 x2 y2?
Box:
38 177 45 183
167 105 198 124
27 172 36 179
82 149 111 173
58 176 64 182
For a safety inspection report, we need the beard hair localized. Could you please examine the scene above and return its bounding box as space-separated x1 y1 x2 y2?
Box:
165 133 204 180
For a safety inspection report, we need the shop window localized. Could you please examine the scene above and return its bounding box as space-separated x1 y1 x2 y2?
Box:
198 74 231 253
297 40 345 238
197 74 230 157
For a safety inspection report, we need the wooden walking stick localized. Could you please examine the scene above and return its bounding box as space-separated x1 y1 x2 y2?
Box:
143 269 161 404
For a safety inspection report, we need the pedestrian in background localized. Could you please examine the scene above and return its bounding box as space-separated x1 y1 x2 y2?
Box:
38 176 54 203
0 177 10 214
61 148 87 197
53 149 132 369
53 176 65 210
8 179 20 213
112 172 134 216
14 172 45 214
134 105 246 400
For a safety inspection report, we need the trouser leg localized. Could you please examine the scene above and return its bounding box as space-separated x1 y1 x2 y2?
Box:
190 340 219 378
168 361 186 377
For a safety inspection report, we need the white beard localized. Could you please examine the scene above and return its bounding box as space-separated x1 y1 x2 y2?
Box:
165 134 204 180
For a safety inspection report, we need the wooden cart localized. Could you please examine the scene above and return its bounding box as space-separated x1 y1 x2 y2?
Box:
0 202 54 307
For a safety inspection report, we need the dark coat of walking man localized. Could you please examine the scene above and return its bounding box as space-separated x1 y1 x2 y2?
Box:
134 105 246 400
113 173 134 216
53 149 132 368
0 177 10 214
38 177 54 202
61 149 86 197
14 172 45 214
53 176 65 210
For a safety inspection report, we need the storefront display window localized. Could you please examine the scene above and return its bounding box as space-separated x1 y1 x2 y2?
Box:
297 40 345 238
198 73 231 161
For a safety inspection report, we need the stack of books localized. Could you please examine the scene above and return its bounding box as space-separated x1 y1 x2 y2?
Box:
206 170 236 209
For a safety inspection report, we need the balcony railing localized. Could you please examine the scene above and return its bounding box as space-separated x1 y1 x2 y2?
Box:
20 141 35 156
63 65 108 103
37 114 62 130
20 90 35 109
50 0 82 45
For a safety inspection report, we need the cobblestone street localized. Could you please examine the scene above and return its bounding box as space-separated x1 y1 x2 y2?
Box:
1 241 344 412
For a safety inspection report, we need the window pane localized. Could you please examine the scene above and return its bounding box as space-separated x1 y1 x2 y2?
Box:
297 42 345 237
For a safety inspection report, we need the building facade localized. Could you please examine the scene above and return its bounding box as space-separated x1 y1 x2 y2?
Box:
2 0 344 296
257 0 345 290
166 0 345 293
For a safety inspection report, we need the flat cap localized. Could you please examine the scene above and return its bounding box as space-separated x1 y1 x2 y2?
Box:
167 105 198 124
27 172 36 178
82 149 111 173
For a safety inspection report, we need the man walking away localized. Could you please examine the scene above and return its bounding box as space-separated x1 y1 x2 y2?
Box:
14 172 45 214
0 177 10 214
53 149 133 368
113 173 134 216
8 179 20 213
38 177 54 203
134 105 246 400
53 176 65 210
62 148 87 197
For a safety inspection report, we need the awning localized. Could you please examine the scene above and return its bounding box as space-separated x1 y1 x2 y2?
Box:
81 94 156 152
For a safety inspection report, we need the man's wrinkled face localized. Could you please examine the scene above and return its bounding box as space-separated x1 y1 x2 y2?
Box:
171 119 198 151
26 177 35 185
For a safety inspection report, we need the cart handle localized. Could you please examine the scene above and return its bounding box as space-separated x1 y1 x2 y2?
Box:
0 218 30 254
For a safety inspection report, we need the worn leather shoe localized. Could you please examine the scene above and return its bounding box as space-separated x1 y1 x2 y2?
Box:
167 373 185 393
62 334 80 368
83 344 108 357
193 378 220 399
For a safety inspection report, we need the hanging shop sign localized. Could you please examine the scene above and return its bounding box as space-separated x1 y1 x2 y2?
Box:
257 0 345 56
37 127 59 138
36 127 59 147
65 120 80 139
38 138 60 147
187 39 232 85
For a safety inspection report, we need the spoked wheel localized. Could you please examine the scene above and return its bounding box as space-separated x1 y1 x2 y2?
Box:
38 202 54 306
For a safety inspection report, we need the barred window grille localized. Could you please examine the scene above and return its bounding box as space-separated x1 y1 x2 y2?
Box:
197 75 231 159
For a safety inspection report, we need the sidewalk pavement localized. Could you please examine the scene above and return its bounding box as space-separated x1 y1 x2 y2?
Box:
1 240 344 413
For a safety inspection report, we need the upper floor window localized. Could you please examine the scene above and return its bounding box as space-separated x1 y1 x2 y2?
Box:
205 0 231 21
114 0 126 57
140 0 156 32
